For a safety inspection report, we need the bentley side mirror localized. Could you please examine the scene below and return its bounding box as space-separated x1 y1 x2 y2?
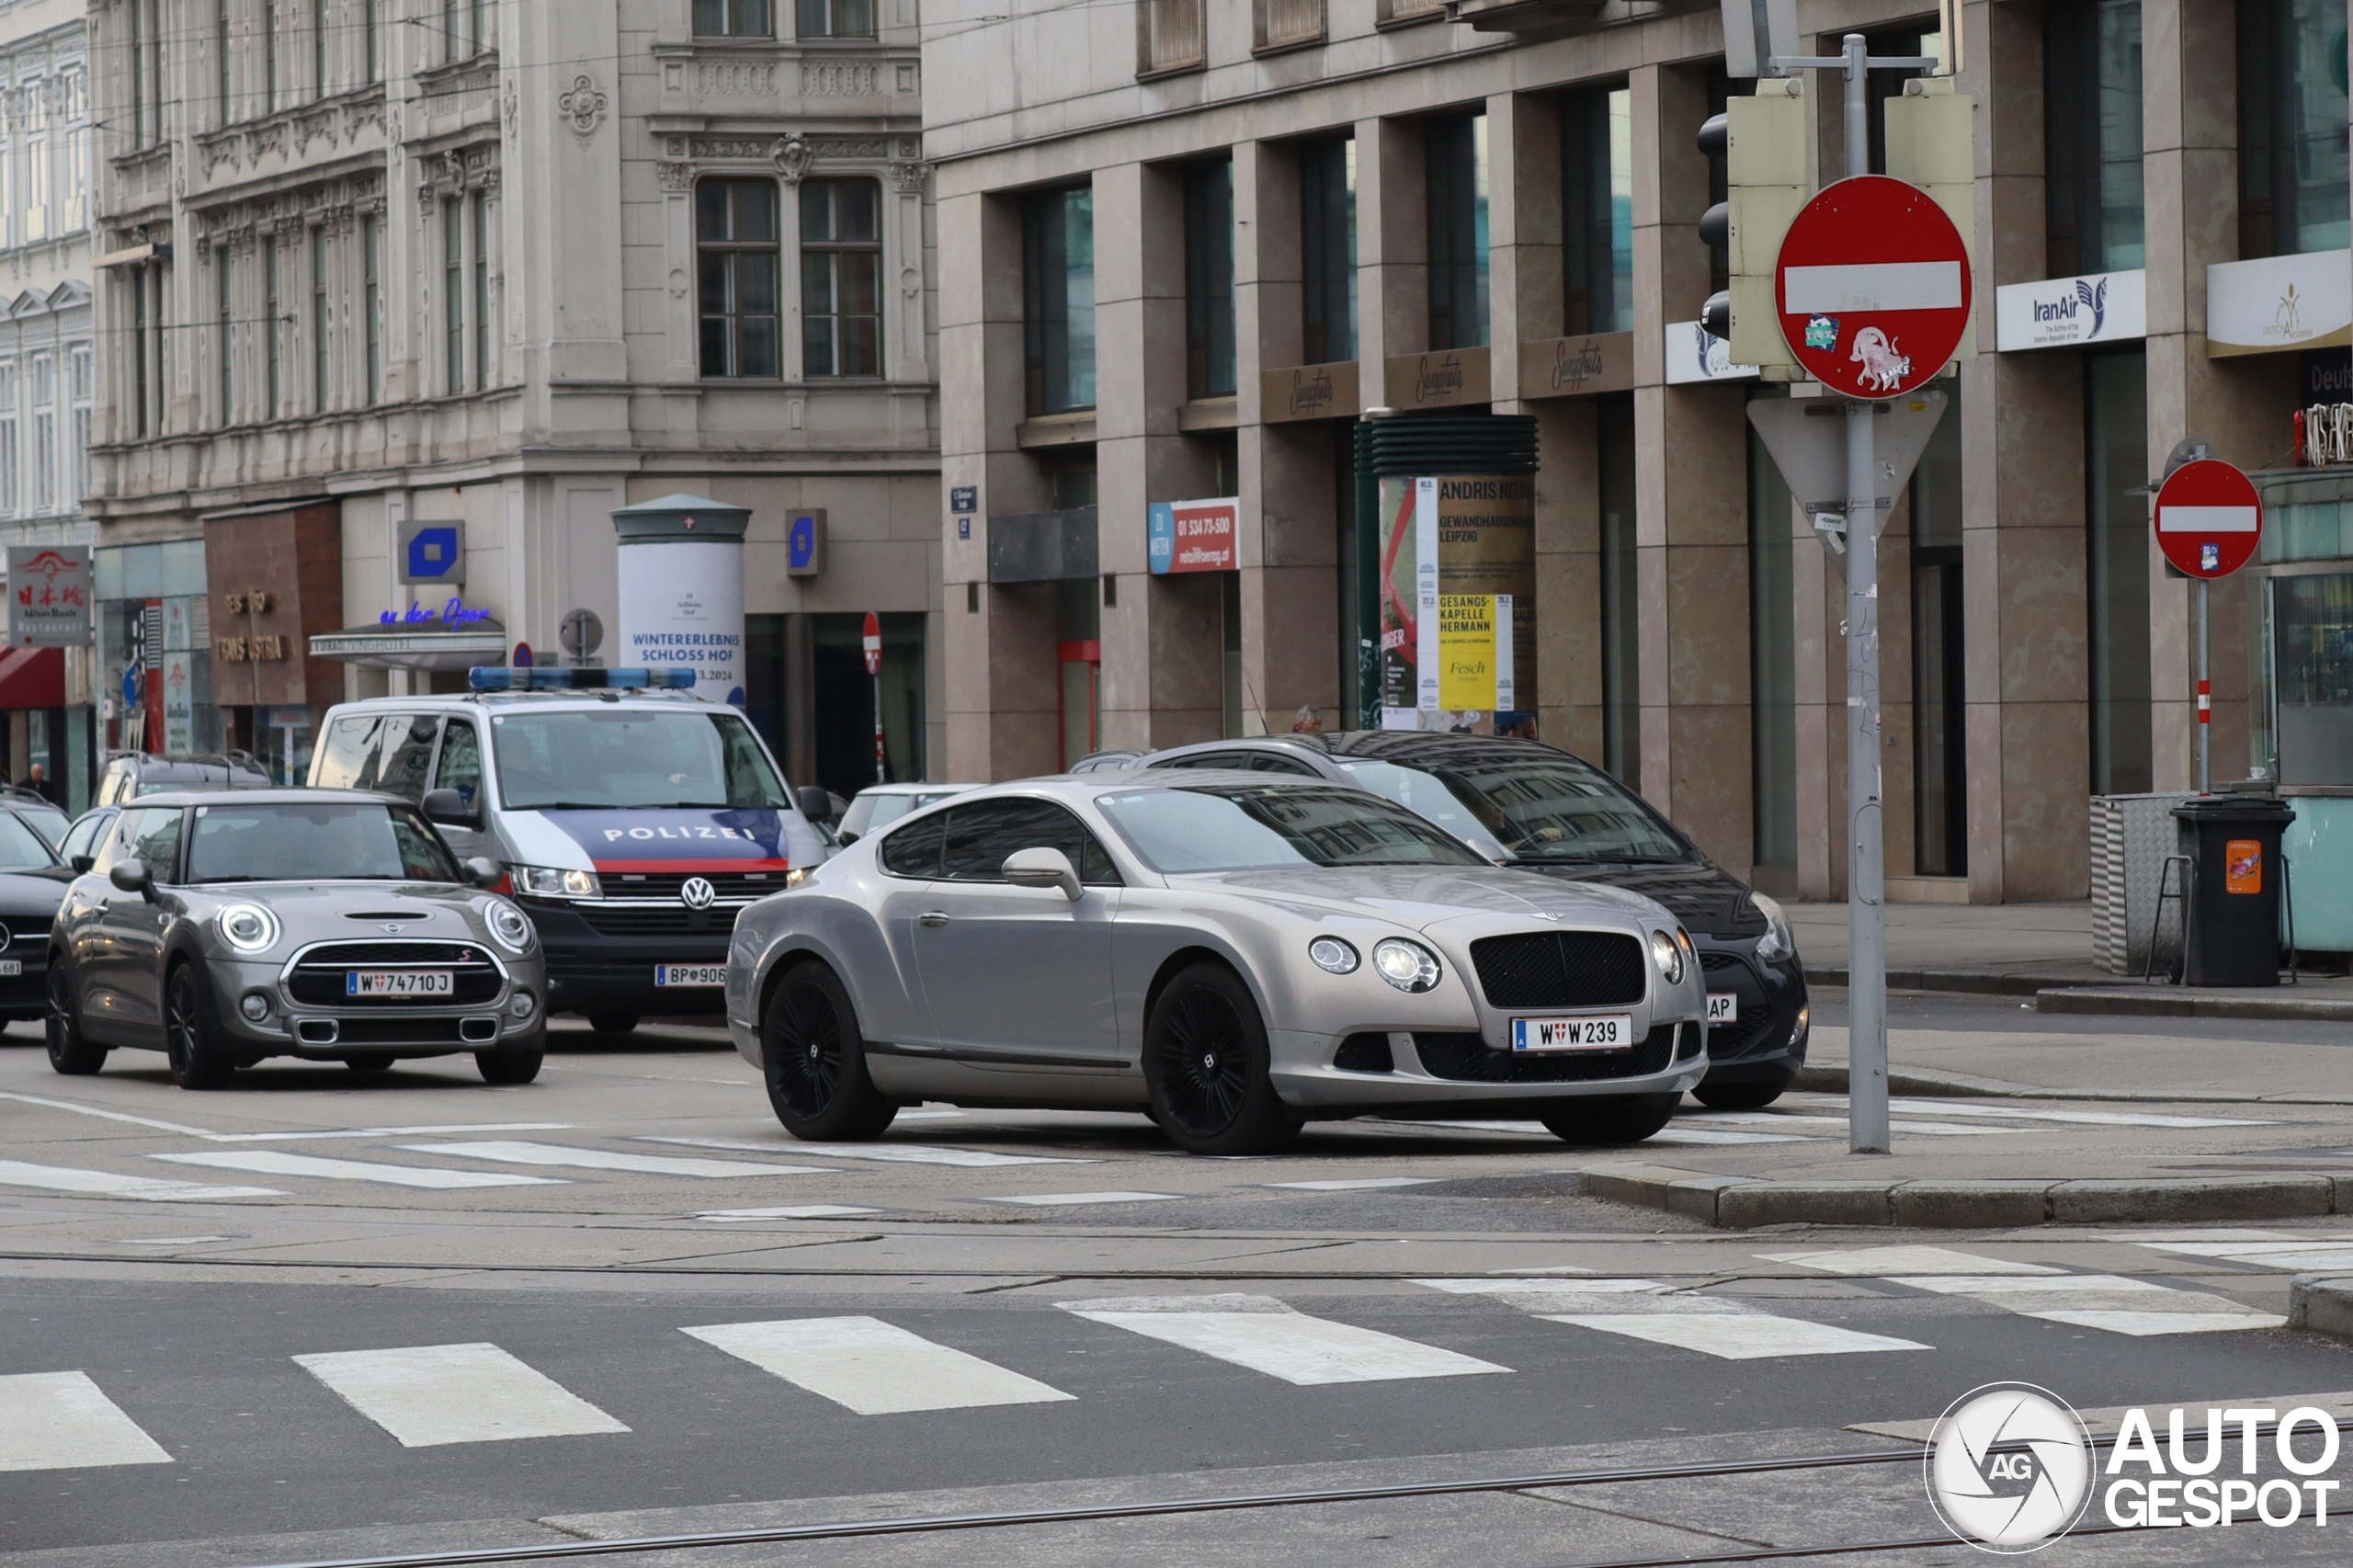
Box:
1002 846 1083 900
465 856 506 890
70 854 93 874
423 788 477 827
108 858 155 902
796 785 834 823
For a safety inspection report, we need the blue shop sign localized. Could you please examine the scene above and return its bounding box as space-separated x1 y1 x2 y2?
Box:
381 596 494 628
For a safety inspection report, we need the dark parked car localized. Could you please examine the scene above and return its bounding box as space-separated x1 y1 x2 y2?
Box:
1134 732 1808 1108
55 805 120 871
96 753 273 806
0 793 70 851
0 810 71 1023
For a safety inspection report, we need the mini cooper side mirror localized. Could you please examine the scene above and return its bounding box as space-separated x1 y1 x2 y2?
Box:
796 784 834 823
465 856 506 890
1002 846 1083 900
422 788 475 826
108 858 154 901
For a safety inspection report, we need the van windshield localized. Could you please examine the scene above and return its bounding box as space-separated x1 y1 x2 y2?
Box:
491 709 789 811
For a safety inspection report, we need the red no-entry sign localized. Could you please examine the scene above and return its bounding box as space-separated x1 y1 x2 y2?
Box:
2154 460 2262 579
861 611 882 676
1776 176 1972 401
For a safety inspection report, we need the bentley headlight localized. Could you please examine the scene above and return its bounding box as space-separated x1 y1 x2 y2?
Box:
512 865 602 899
216 903 280 954
484 900 535 954
1371 938 1440 994
1751 892 1797 964
1308 937 1359 974
1650 929 1686 985
785 867 811 888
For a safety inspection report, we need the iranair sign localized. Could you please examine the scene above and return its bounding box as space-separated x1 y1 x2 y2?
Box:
1996 269 2145 351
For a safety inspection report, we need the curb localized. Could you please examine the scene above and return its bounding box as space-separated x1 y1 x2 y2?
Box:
2290 1276 2353 1341
1580 1165 2346 1230
1807 968 2353 1020
1809 967 2047 996
1788 1062 2353 1107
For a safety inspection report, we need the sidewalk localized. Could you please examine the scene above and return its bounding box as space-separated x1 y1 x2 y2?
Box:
1787 899 2353 1019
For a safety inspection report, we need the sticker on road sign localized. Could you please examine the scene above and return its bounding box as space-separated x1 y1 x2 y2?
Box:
655 964 727 987
1707 993 1737 1025
1804 315 1839 350
1511 1016 1633 1051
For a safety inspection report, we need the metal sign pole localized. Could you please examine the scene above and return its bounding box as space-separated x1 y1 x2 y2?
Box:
2198 577 2211 795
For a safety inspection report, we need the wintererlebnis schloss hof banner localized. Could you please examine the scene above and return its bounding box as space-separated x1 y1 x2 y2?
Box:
1377 474 1536 729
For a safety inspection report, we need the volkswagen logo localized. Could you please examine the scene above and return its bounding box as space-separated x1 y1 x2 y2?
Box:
679 877 717 911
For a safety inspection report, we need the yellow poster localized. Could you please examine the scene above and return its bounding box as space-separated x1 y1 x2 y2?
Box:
1438 596 1496 710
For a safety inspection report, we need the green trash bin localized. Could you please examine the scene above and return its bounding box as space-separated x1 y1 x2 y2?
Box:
2172 797 2295 986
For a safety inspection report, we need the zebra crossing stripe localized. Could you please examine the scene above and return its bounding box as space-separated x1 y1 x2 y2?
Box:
2137 1238 2353 1273
643 1136 1086 1167
682 1317 1074 1415
0 1372 174 1471
1059 1294 1508 1385
293 1344 629 1447
0 1158 280 1202
154 1151 563 1189
400 1141 836 1177
1883 1274 2286 1335
1415 1278 1926 1360
1759 1245 2062 1277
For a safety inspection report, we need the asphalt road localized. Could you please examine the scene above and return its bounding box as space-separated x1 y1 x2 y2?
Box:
6 1012 2353 1568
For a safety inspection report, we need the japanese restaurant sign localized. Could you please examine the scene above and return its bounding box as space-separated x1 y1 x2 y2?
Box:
6 546 92 647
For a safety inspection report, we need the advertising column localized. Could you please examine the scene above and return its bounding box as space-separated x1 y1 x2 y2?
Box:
1374 471 1537 731
610 494 752 706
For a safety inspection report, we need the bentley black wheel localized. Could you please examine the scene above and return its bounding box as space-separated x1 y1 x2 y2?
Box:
1142 963 1298 1156
763 962 894 1141
44 958 106 1076
1540 1093 1679 1145
164 962 234 1091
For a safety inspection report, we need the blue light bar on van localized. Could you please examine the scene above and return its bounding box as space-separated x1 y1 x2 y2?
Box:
468 667 698 692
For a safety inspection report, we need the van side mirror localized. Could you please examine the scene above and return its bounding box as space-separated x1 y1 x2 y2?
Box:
108 858 154 902
796 785 833 823
1002 846 1083 900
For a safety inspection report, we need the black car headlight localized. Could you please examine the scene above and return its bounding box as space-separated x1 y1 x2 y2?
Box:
1751 892 1797 964
483 900 535 954
215 903 280 955
1371 938 1440 993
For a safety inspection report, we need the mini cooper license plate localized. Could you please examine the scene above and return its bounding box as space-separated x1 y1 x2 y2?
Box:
655 963 726 987
347 970 452 997
1707 993 1737 1025
1511 1016 1633 1052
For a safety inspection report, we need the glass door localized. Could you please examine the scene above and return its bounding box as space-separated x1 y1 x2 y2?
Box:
1058 639 1100 769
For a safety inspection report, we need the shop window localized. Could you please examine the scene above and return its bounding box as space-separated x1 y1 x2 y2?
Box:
2087 350 2153 793
796 0 871 39
696 0 776 36
1184 158 1236 399
1299 136 1356 365
2045 0 2146 277
2238 0 2351 258
1912 384 1966 878
1023 184 1096 414
1426 113 1489 351
801 178 881 378
1562 84 1632 335
2270 574 2353 782
699 178 781 379
1748 389 1796 869
1597 393 1638 790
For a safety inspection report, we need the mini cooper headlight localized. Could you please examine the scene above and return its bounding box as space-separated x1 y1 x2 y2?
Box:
512 865 602 899
1371 937 1440 994
1308 937 1359 974
215 903 279 954
1650 929 1686 985
484 900 535 953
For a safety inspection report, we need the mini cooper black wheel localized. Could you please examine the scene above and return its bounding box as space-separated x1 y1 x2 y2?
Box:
1142 963 1298 1156
164 962 235 1091
344 1053 397 1074
44 957 106 1076
475 1041 544 1085
763 961 895 1141
1540 1093 1679 1146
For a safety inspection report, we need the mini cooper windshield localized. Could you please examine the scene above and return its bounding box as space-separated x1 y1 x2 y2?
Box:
491 710 789 811
1334 757 1694 865
185 801 464 884
1097 785 1486 872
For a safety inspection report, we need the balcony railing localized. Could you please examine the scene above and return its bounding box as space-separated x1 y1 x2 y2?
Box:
1255 0 1325 51
1136 0 1206 77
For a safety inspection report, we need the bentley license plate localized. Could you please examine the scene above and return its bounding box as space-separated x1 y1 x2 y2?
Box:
655 963 726 987
347 971 451 997
1511 1016 1633 1052
1707 993 1737 1024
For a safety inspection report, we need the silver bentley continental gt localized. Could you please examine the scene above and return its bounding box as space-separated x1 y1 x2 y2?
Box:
46 790 547 1089
726 772 1709 1155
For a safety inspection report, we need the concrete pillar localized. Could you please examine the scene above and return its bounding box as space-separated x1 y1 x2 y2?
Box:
1356 116 1427 382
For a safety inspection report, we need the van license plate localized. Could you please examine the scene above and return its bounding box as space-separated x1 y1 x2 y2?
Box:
1511 1016 1632 1051
1707 993 1737 1024
655 964 726 987
347 971 451 996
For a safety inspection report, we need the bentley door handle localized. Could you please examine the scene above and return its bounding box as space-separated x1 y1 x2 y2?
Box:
916 911 949 927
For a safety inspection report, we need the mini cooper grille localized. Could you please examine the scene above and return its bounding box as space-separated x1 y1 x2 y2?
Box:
287 942 503 1007
1413 1023 1679 1084
1469 932 1648 1010
311 1017 496 1045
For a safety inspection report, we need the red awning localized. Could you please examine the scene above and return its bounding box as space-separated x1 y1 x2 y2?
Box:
0 645 64 710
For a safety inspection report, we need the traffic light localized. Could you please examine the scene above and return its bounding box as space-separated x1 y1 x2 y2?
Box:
1883 77 1978 362
1697 79 1809 369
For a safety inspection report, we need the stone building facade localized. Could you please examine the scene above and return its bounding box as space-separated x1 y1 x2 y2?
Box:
88 0 939 793
926 0 2353 903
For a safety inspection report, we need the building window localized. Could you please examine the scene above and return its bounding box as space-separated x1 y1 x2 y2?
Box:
1426 112 1489 350
695 0 776 36
444 198 465 391
801 178 881 378
129 1 157 146
472 189 491 388
217 1 233 124
1184 158 1236 399
1299 136 1356 365
131 267 152 438
368 0 382 82
313 0 329 97
1256 0 1324 51
265 0 279 111
697 179 781 379
217 254 233 423
30 354 53 512
1911 384 1967 877
796 0 872 39
1024 184 1096 414
263 239 282 417
67 345 89 506
0 362 17 515
1598 393 1639 790
2087 350 2152 794
2045 0 2144 277
2239 0 2351 258
1749 390 1796 869
362 214 382 403
1377 0 1447 21
445 0 492 61
23 79 49 245
1137 0 1205 77
312 227 331 412
1563 85 1633 335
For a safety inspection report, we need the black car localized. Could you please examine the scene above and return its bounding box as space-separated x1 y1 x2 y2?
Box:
0 808 72 1023
1134 732 1808 1108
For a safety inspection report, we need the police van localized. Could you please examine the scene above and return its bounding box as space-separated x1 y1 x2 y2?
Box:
309 668 831 1033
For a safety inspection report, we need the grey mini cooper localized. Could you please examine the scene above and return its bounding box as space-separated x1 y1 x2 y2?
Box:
45 790 547 1089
